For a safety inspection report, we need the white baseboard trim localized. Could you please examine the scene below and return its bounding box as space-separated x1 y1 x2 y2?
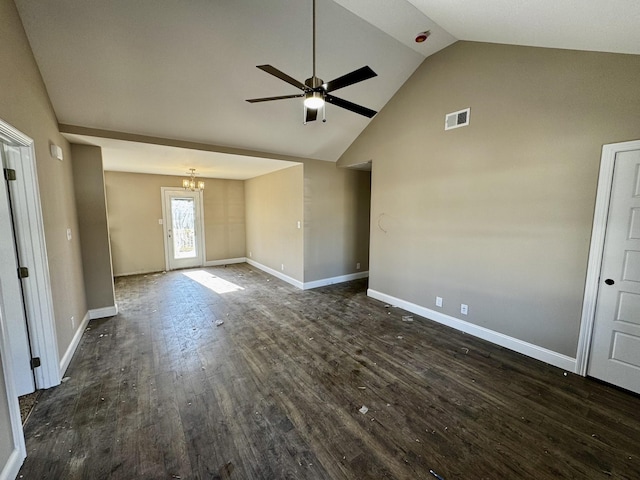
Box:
0 447 24 480
115 269 164 277
304 271 369 290
246 258 304 289
204 257 246 267
59 311 91 377
367 289 577 372
89 305 118 320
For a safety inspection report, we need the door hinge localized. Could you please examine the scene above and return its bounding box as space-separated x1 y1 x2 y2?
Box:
4 168 16 181
30 357 41 369
17 266 29 278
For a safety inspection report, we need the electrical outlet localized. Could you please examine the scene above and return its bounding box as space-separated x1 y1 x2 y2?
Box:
71 316 75 328
66 228 72 241
461 304 468 315
249 251 252 257
356 262 361 270
281 264 284 271
297 220 301 229
436 296 443 307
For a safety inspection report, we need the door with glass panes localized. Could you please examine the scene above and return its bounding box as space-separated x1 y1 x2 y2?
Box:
162 188 204 270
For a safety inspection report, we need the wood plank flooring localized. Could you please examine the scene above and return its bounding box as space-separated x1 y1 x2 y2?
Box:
18 264 640 479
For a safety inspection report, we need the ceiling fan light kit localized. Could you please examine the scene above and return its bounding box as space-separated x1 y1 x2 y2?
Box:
246 0 377 124
304 91 325 109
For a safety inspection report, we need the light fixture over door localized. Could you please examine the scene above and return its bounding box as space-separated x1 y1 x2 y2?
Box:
182 168 205 192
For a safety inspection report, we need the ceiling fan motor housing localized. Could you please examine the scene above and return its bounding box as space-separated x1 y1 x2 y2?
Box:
305 76 324 89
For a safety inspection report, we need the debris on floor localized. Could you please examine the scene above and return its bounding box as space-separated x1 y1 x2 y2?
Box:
461 348 469 354
429 470 445 480
401 315 413 323
359 405 369 414
215 320 224 326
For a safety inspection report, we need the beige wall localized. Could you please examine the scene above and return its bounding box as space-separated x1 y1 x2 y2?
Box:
203 179 245 261
105 171 245 275
303 161 370 282
71 145 116 310
339 41 640 357
0 0 88 467
0 0 87 368
245 165 304 281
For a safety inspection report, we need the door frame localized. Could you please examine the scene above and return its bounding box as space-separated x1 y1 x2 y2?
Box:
0 119 60 389
576 139 640 375
160 186 206 271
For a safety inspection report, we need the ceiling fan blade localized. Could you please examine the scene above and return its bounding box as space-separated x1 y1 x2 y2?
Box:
246 94 304 103
257 65 308 91
325 94 377 118
305 107 318 123
323 66 377 93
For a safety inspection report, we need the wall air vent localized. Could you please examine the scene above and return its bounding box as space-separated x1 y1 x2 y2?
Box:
445 108 470 131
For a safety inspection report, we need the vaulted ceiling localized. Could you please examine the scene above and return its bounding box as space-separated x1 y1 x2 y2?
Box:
14 0 640 178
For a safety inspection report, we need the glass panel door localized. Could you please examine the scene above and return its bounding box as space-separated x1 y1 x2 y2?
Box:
163 189 204 270
171 197 196 259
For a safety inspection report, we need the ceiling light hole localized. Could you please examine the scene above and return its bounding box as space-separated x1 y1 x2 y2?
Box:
415 30 431 43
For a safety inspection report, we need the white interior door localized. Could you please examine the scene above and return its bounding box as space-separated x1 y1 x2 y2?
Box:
588 148 640 394
162 188 204 271
0 145 35 396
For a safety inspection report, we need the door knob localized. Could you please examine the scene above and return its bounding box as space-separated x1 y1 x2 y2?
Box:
604 279 615 285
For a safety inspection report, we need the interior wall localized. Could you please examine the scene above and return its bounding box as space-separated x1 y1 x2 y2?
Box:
338 41 640 357
105 171 246 275
245 165 304 281
0 0 87 366
71 144 116 310
203 179 245 261
303 160 371 282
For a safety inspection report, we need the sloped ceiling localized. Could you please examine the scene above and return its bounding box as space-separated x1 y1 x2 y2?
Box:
14 0 640 178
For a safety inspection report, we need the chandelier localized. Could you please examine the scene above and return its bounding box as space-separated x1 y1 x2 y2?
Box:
182 168 205 191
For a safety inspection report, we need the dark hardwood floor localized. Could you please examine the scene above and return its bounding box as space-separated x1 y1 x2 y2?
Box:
18 264 640 479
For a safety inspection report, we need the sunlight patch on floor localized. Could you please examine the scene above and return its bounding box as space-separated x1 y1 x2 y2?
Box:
182 270 244 294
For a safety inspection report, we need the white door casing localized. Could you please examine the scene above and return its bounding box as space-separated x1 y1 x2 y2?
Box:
0 145 35 396
161 187 205 271
0 117 60 479
0 119 60 391
587 148 640 393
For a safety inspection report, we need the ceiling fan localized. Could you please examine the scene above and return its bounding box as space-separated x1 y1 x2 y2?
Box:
246 0 378 124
